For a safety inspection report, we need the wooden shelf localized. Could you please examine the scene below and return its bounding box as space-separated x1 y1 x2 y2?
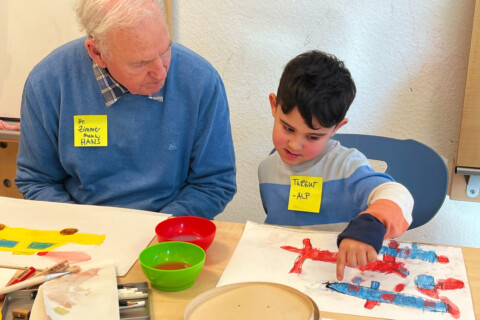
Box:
0 139 23 199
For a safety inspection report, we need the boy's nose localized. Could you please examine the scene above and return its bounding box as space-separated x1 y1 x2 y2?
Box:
288 137 302 152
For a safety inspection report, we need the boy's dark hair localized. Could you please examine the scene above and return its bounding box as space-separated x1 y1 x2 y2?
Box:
276 50 356 129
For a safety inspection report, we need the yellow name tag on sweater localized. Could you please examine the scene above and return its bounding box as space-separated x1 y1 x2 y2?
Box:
74 115 108 147
288 176 323 213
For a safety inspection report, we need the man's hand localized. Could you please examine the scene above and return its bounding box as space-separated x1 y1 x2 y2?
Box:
336 238 377 281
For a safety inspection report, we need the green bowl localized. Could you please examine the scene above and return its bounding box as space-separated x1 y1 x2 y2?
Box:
139 241 206 292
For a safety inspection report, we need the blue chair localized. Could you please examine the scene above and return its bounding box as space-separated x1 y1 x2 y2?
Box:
333 134 448 229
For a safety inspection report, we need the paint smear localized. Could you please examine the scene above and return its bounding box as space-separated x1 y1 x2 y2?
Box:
37 251 92 264
43 268 101 310
0 224 105 254
54 306 70 315
415 274 465 299
358 260 409 278
394 283 406 292
281 238 408 277
281 238 337 273
381 241 439 263
327 281 460 318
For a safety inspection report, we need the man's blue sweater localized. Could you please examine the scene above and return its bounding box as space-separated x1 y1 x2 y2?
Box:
15 38 236 218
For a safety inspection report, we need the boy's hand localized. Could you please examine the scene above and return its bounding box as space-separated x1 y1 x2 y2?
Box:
336 238 377 281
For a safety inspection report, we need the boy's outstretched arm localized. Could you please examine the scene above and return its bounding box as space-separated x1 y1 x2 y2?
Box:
336 182 414 280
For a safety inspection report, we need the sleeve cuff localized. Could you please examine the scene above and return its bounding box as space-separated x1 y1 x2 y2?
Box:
337 213 387 252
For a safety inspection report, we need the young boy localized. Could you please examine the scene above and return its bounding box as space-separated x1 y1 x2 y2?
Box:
258 50 413 280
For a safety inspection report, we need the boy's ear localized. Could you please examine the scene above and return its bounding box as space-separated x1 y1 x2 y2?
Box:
84 39 108 68
269 93 277 117
332 118 349 135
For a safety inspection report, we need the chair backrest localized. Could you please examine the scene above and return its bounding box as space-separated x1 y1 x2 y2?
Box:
333 134 448 229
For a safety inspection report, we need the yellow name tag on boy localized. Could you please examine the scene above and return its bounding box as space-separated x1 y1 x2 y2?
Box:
288 176 323 213
74 115 108 147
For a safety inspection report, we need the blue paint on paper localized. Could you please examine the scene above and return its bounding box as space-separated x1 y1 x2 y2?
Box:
326 281 449 314
415 274 436 290
0 239 18 248
352 277 363 284
380 243 437 263
27 242 54 249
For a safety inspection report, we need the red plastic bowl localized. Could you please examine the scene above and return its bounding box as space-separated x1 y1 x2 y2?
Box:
155 216 216 251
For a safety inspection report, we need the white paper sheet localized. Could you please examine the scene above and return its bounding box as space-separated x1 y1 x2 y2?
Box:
30 260 119 320
0 267 17 287
0 196 170 276
218 221 475 320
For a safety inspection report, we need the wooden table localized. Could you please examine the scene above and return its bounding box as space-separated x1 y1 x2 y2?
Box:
119 220 480 320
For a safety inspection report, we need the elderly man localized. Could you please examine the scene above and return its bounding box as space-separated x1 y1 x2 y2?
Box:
15 0 236 218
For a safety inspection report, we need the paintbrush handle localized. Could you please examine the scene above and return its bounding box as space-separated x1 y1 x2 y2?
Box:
0 275 46 295
0 264 29 270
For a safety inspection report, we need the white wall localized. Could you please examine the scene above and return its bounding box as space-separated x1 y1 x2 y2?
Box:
173 1 480 248
0 0 83 118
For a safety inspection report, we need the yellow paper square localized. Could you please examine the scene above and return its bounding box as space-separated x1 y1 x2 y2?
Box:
288 176 323 213
74 115 108 147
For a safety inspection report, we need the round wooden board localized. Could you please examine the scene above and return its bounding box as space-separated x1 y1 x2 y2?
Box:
184 282 319 320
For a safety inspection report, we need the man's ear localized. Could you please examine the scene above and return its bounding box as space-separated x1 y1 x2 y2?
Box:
269 93 277 117
84 39 108 68
332 118 349 135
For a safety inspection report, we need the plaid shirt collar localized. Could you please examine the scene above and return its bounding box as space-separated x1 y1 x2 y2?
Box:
92 62 163 107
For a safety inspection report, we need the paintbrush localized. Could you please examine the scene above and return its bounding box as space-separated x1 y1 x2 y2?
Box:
0 264 29 270
0 266 80 295
34 260 70 277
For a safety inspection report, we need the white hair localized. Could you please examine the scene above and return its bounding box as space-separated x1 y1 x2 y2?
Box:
76 0 166 56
